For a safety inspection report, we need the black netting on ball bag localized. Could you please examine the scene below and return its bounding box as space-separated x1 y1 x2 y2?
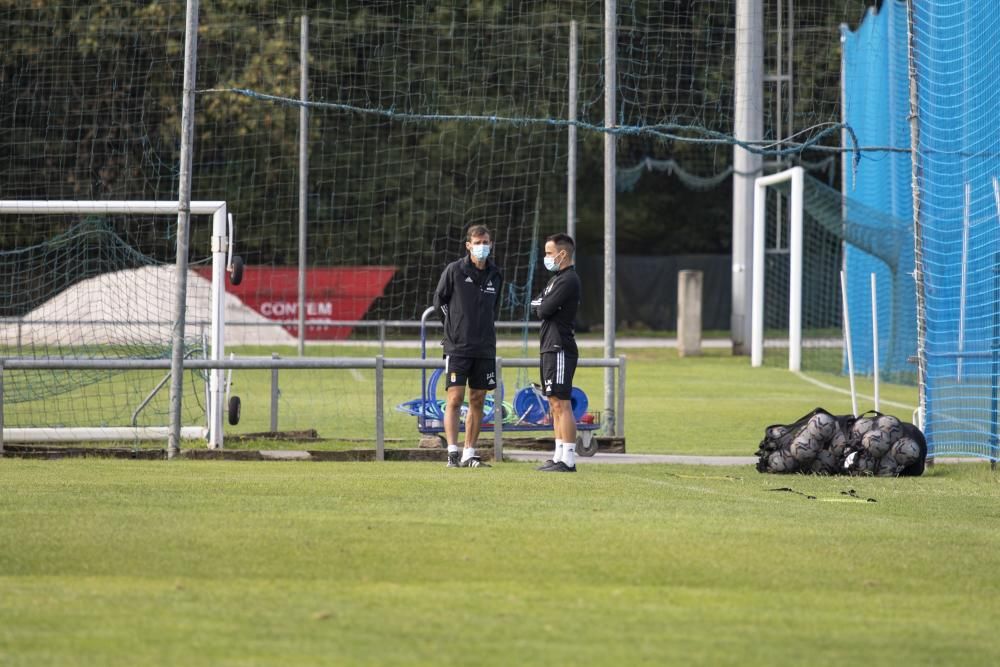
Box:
755 408 926 477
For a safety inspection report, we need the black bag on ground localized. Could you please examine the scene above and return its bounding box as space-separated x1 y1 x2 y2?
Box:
755 407 926 477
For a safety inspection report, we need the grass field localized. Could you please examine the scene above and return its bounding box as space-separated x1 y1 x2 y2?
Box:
220 344 918 455
4 344 919 456
1 459 999 666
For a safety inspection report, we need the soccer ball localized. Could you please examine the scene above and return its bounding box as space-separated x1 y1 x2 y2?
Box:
844 450 877 476
890 437 921 467
809 450 837 475
851 416 875 441
766 425 788 441
768 449 799 473
862 429 892 459
876 454 900 477
829 429 848 460
789 431 822 465
807 412 837 442
874 415 903 445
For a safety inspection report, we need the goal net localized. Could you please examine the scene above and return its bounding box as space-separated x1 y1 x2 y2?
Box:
0 2 878 446
0 201 238 445
752 169 917 384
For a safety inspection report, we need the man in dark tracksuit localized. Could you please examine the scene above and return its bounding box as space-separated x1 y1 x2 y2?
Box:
433 224 503 468
531 233 581 473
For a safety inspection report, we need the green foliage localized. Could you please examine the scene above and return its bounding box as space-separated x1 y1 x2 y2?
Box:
0 1 877 262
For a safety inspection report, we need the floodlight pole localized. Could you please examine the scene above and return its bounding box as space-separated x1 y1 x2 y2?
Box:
732 0 764 355
567 19 578 240
169 0 200 459
297 14 310 357
603 0 617 434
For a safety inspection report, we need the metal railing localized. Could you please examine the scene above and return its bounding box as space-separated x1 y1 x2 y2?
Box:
0 355 625 460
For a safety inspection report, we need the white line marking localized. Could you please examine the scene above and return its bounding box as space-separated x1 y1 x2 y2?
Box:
793 371 915 412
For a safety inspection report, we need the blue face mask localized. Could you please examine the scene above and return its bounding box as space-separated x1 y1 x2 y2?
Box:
471 244 490 261
544 255 560 272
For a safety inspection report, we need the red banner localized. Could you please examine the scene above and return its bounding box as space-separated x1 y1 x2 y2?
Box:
196 266 395 340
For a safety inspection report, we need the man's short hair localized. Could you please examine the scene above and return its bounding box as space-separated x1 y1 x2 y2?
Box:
546 233 575 257
466 224 491 242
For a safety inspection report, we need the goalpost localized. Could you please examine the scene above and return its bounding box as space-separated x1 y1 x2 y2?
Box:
0 200 230 448
751 167 805 370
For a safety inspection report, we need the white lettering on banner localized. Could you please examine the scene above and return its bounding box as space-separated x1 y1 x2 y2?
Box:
260 301 336 318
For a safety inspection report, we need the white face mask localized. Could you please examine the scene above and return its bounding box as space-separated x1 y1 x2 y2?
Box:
470 244 490 261
544 254 561 272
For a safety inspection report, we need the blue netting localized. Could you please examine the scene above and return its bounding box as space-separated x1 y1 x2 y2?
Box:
911 2 1000 460
841 0 917 383
845 1 1000 460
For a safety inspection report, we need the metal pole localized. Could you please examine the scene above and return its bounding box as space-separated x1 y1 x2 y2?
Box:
168 0 201 459
841 270 858 416
494 357 504 462
958 182 970 381
270 352 280 432
871 273 880 411
616 356 626 437
375 355 385 461
297 14 309 357
732 0 764 355
379 320 386 357
905 0 929 451
603 0 617 434
567 19 578 239
1 360 5 455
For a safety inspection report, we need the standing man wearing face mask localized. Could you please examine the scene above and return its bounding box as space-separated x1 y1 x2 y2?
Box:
531 233 582 472
433 224 503 468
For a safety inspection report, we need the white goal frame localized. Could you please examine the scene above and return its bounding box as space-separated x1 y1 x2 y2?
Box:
0 200 229 447
751 166 804 371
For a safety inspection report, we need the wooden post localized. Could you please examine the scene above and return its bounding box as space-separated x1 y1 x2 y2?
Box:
677 270 703 357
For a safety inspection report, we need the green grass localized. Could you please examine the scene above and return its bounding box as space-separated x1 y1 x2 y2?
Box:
5 345 918 456
1 459 998 666
203 344 919 456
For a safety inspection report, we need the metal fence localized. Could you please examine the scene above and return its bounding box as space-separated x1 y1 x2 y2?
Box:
0 355 625 460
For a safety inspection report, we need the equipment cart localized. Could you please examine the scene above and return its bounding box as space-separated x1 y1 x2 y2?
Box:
395 307 601 457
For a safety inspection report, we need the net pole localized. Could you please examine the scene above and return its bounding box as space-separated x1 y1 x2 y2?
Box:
871 273 880 411
603 0 617 434
168 0 200 459
840 270 858 416
297 14 309 357
958 182 970 381
567 19 578 240
905 0 929 440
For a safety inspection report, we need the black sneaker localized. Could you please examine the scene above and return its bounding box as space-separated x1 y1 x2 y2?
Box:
459 456 491 468
542 461 576 473
536 460 558 471
446 452 461 468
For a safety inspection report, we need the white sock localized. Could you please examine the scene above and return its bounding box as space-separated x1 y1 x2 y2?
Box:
448 444 460 455
552 439 563 463
461 446 476 461
562 443 576 468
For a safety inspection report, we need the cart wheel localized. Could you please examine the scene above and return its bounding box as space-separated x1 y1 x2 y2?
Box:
229 255 245 286
577 431 598 457
228 395 242 425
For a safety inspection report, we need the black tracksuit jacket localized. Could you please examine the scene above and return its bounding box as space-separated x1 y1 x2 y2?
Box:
433 256 503 357
532 265 581 355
